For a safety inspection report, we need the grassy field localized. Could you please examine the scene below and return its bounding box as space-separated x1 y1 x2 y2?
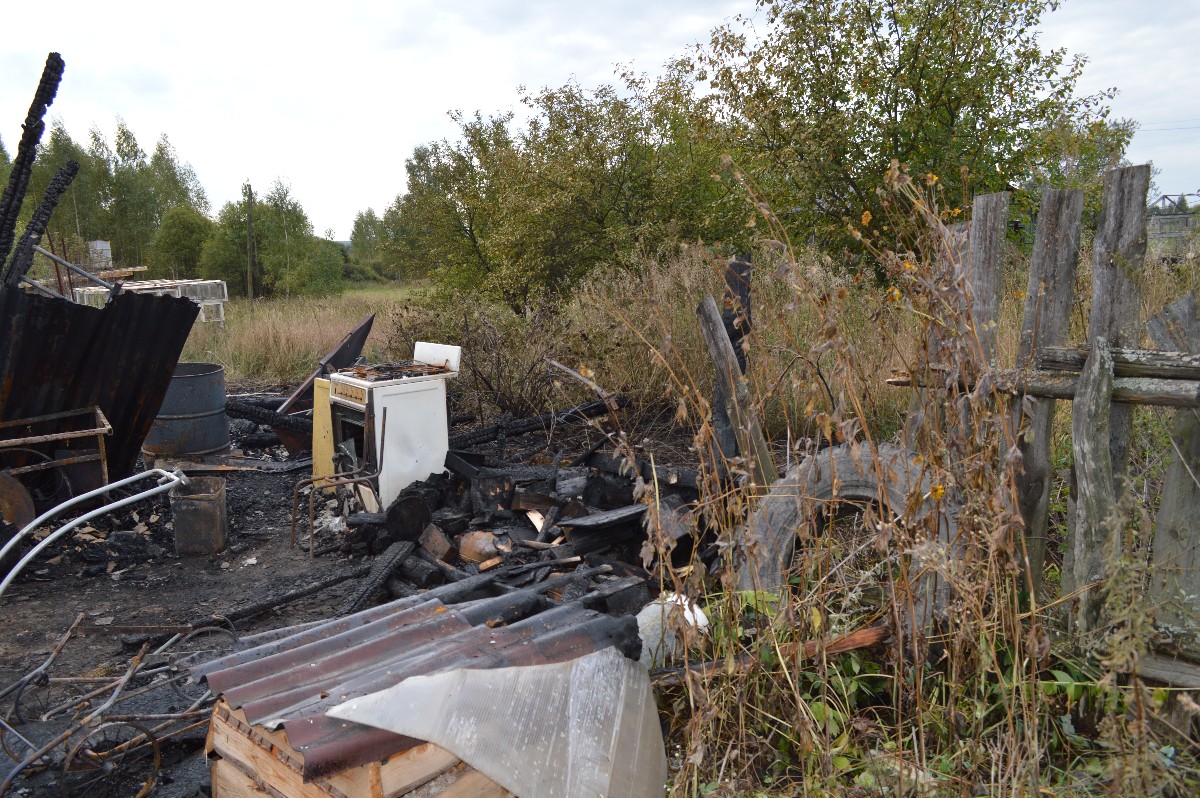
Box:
185 228 1197 796
181 281 430 386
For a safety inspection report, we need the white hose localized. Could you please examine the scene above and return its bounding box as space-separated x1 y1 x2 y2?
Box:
0 468 187 602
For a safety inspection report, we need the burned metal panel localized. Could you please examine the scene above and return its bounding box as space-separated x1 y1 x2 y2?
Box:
194 587 640 780
0 286 198 478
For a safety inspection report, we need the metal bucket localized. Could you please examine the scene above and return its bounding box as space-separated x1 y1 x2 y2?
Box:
170 476 228 555
143 362 230 457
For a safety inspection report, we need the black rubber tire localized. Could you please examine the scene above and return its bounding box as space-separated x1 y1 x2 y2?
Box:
733 442 959 635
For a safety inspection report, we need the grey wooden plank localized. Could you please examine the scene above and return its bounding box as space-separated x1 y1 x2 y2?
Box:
1149 291 1200 658
1071 337 1116 634
1088 165 1151 495
1012 188 1083 598
965 192 1009 364
903 223 969 451
697 294 778 487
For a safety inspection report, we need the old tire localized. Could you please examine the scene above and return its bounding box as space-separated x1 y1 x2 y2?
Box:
733 442 959 636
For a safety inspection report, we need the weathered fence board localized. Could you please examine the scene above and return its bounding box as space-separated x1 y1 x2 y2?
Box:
1000 371 1200 408
1087 165 1151 495
1012 188 1083 597
1071 337 1116 634
1039 345 1200 381
965 192 1010 364
698 294 778 488
1148 292 1200 656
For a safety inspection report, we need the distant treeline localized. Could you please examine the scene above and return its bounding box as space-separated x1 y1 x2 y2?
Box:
0 121 345 297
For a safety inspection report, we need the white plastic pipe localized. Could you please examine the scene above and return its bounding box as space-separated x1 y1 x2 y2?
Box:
0 468 187 602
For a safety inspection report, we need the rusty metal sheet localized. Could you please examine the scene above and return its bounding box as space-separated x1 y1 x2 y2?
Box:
0 286 198 479
193 586 641 780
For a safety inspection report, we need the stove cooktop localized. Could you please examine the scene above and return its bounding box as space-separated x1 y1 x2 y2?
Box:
331 360 452 383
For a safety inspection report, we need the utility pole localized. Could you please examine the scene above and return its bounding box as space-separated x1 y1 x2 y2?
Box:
244 182 255 319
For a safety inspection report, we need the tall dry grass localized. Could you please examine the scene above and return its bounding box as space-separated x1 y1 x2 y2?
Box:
180 284 425 386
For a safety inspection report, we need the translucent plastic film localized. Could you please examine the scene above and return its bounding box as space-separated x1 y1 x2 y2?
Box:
327 647 666 798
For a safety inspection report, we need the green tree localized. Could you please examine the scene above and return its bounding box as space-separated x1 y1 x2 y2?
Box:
383 119 510 298
383 69 743 311
149 203 212 279
22 124 108 264
349 208 385 277
698 0 1132 246
199 200 256 294
199 180 343 297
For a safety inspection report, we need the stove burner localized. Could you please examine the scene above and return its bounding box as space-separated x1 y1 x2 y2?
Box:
334 360 452 382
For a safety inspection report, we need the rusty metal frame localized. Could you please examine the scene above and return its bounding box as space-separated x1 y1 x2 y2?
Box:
290 409 388 559
0 406 112 487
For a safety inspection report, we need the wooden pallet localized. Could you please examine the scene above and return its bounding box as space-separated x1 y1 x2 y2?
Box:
206 701 513 798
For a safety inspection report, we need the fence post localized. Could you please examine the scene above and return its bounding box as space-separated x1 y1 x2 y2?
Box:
698 295 778 489
1012 189 1084 599
903 223 969 451
1072 337 1116 634
1148 292 1200 657
712 257 752 467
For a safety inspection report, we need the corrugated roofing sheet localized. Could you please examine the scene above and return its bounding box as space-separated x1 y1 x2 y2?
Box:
0 286 198 478
192 577 641 779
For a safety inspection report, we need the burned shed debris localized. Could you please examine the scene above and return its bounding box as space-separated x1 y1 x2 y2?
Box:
0 360 695 796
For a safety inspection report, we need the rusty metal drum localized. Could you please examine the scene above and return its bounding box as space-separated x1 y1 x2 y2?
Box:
143 363 230 457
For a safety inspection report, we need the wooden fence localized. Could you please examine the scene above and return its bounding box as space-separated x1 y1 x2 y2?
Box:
896 165 1199 680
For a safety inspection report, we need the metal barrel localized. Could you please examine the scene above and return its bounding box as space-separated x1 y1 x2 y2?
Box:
142 362 230 457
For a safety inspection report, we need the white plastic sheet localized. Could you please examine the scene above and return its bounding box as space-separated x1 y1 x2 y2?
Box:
327 647 666 798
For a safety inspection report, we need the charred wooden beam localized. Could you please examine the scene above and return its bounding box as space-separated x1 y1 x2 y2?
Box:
448 396 627 451
0 53 64 270
340 541 416 614
191 565 371 628
559 505 648 555
4 160 79 284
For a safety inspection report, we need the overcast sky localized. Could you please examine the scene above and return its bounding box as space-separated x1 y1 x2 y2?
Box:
2 1 1197 239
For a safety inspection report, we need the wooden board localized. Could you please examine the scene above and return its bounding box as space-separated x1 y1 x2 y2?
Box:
433 769 514 798
313 378 335 482
212 757 270 798
208 700 465 798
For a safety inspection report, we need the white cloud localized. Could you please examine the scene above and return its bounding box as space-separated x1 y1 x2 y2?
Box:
1039 0 1200 195
1 1 744 237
